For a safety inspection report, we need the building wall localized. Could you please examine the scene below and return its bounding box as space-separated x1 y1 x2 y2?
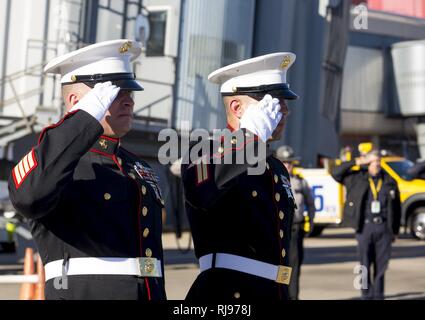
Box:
253 0 330 167
367 0 425 19
1 0 49 118
174 0 255 131
0 0 11 107
0 0 84 122
253 0 425 165
89 0 181 126
342 46 385 114
342 7 425 159
136 0 181 124
2 5 425 154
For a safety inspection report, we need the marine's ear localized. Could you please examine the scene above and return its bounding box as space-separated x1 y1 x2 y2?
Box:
228 98 243 119
62 85 80 111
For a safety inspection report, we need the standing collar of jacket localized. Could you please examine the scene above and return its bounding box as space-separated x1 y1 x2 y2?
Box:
90 135 120 156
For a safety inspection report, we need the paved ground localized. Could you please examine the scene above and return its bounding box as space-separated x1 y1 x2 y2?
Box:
1 228 424 300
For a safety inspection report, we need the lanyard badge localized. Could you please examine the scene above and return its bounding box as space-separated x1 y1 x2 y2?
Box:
371 200 381 214
369 177 382 214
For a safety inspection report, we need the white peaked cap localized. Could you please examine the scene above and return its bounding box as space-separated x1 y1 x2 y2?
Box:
208 52 298 99
44 39 144 90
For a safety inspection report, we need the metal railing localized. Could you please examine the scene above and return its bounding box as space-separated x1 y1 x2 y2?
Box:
0 36 174 147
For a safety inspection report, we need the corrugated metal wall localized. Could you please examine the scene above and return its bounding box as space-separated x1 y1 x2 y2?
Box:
253 0 330 166
174 0 255 131
341 46 385 112
392 40 425 116
0 0 84 119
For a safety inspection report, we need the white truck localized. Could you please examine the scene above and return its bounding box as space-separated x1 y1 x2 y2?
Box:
296 168 344 236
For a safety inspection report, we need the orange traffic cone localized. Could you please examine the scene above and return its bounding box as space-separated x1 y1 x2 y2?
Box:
19 248 35 300
34 254 45 300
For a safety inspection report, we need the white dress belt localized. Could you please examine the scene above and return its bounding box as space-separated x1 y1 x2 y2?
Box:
44 257 162 282
199 253 292 285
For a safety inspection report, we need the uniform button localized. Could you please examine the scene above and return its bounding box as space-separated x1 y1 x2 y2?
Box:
280 230 284 238
142 207 148 216
349 201 354 207
145 248 152 257
160 199 165 206
252 190 258 197
104 193 111 200
231 138 237 145
274 174 279 183
279 211 284 220
142 185 147 195
218 146 224 154
129 173 136 179
281 248 286 258
275 193 280 202
117 157 122 166
234 292 241 299
143 228 150 238
266 163 270 170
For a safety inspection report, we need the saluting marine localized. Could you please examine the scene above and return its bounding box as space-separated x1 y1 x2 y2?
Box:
182 53 299 300
331 149 401 300
8 40 166 300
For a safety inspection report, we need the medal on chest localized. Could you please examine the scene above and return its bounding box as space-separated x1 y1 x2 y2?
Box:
280 174 294 201
133 162 163 201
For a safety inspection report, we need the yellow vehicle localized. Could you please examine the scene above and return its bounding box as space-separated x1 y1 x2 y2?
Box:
297 152 425 240
381 156 425 240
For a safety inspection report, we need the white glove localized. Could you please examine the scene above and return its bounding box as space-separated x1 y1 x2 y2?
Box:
239 94 283 142
69 81 120 122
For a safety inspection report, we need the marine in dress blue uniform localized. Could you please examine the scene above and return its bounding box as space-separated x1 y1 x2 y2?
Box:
8 40 166 300
182 53 299 301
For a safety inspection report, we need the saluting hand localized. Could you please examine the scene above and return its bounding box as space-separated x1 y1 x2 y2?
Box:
355 156 372 166
70 81 121 122
239 94 283 142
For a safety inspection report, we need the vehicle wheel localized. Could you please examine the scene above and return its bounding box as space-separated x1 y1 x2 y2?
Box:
410 208 425 240
308 225 325 237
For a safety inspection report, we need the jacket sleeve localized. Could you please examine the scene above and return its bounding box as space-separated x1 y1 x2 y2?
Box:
8 110 103 219
181 129 266 211
330 160 357 184
391 182 402 235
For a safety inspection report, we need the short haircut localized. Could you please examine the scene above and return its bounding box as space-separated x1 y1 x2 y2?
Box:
367 149 381 157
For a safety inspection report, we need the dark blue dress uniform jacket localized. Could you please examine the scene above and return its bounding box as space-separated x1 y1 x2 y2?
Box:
331 160 401 235
182 129 296 301
8 110 166 300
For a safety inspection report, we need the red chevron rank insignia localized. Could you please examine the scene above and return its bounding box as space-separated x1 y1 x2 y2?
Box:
12 149 38 189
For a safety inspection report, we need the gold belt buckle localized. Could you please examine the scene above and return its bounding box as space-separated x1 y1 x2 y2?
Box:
138 257 160 277
276 265 292 285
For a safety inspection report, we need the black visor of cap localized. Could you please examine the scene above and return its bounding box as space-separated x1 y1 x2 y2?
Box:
62 72 144 91
222 83 298 100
